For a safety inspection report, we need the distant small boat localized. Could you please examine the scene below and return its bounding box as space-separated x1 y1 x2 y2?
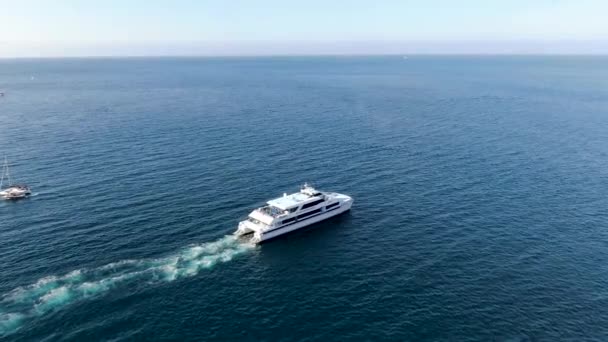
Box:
0 157 31 200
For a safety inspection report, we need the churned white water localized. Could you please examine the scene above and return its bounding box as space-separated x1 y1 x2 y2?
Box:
0 235 254 336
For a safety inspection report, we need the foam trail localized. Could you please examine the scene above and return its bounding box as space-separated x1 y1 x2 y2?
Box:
0 235 254 336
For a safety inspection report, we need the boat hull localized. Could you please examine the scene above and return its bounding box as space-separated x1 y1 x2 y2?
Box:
0 190 31 200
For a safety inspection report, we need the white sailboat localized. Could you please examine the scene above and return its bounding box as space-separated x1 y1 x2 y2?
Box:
0 157 31 200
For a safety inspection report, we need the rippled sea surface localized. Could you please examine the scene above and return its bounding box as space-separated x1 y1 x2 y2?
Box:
1 56 608 341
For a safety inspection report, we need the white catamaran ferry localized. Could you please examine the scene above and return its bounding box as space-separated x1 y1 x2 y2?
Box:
235 183 353 243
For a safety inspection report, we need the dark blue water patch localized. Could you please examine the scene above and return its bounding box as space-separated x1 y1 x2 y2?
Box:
1 56 608 341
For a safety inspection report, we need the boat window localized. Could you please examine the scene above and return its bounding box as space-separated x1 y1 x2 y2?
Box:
297 208 321 220
301 198 324 210
282 217 296 225
289 207 298 213
261 206 283 217
326 202 340 210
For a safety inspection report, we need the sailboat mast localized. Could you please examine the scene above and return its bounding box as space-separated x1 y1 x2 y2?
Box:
1 156 10 188
0 158 4 189
6 157 11 186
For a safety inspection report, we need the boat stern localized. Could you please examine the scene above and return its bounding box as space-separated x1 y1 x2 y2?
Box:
234 219 266 243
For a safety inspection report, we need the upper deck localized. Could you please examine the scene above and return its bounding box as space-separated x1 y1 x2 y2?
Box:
267 192 311 210
267 184 323 210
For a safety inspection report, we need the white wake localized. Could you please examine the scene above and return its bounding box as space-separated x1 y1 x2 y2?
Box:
0 235 254 336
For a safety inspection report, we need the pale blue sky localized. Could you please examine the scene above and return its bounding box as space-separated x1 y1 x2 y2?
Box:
1 0 607 56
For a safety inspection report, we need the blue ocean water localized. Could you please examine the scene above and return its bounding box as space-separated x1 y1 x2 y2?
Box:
1 56 608 341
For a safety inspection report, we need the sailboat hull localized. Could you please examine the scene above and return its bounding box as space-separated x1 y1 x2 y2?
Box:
0 157 31 200
0 187 31 200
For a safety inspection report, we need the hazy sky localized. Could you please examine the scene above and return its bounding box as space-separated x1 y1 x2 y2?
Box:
1 0 607 57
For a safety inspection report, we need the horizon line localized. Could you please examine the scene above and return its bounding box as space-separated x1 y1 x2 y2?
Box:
1 52 608 60
2 39 607 59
